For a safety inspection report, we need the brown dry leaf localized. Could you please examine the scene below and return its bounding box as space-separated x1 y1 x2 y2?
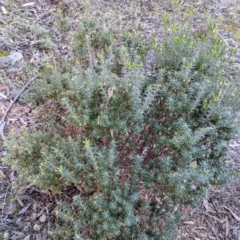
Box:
225 216 229 236
108 87 115 99
16 198 25 207
19 117 27 125
8 104 31 118
108 87 113 98
36 232 45 240
16 217 22 224
224 206 240 221
110 129 113 138
0 193 5 199
32 202 38 212
207 219 221 240
203 212 224 224
81 181 86 189
0 93 7 99
26 221 32 228
209 236 217 240
155 197 162 205
75 184 84 193
183 221 195 225
8 118 18 124
23 235 31 240
0 122 6 137
36 209 44 218
174 204 179 212
0 170 7 179
4 201 17 215
18 203 31 215
11 231 25 238
1 6 8 15
51 205 58 214
31 212 37 220
0 84 9 90
195 227 207 230
9 171 17 181
22 2 35 7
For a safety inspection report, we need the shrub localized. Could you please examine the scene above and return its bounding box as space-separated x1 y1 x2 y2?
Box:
3 22 240 239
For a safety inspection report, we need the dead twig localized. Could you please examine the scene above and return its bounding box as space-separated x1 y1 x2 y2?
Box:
0 75 38 135
223 206 240 221
1 184 10 223
203 212 225 224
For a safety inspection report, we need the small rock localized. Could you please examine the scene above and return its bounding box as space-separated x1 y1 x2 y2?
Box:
9 52 23 65
39 214 47 223
33 223 41 231
0 52 23 69
3 232 10 239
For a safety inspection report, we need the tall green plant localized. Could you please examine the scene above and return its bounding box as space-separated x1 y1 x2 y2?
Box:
3 24 240 239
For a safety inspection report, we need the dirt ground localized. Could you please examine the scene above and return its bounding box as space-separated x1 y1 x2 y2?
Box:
0 0 240 239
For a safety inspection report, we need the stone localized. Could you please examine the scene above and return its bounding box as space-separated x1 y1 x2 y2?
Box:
39 214 47 223
0 52 23 69
3 232 10 239
33 223 41 231
9 52 23 65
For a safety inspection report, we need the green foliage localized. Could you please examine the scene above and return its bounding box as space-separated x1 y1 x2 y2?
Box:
54 8 71 33
3 20 240 239
0 50 10 57
72 19 112 63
